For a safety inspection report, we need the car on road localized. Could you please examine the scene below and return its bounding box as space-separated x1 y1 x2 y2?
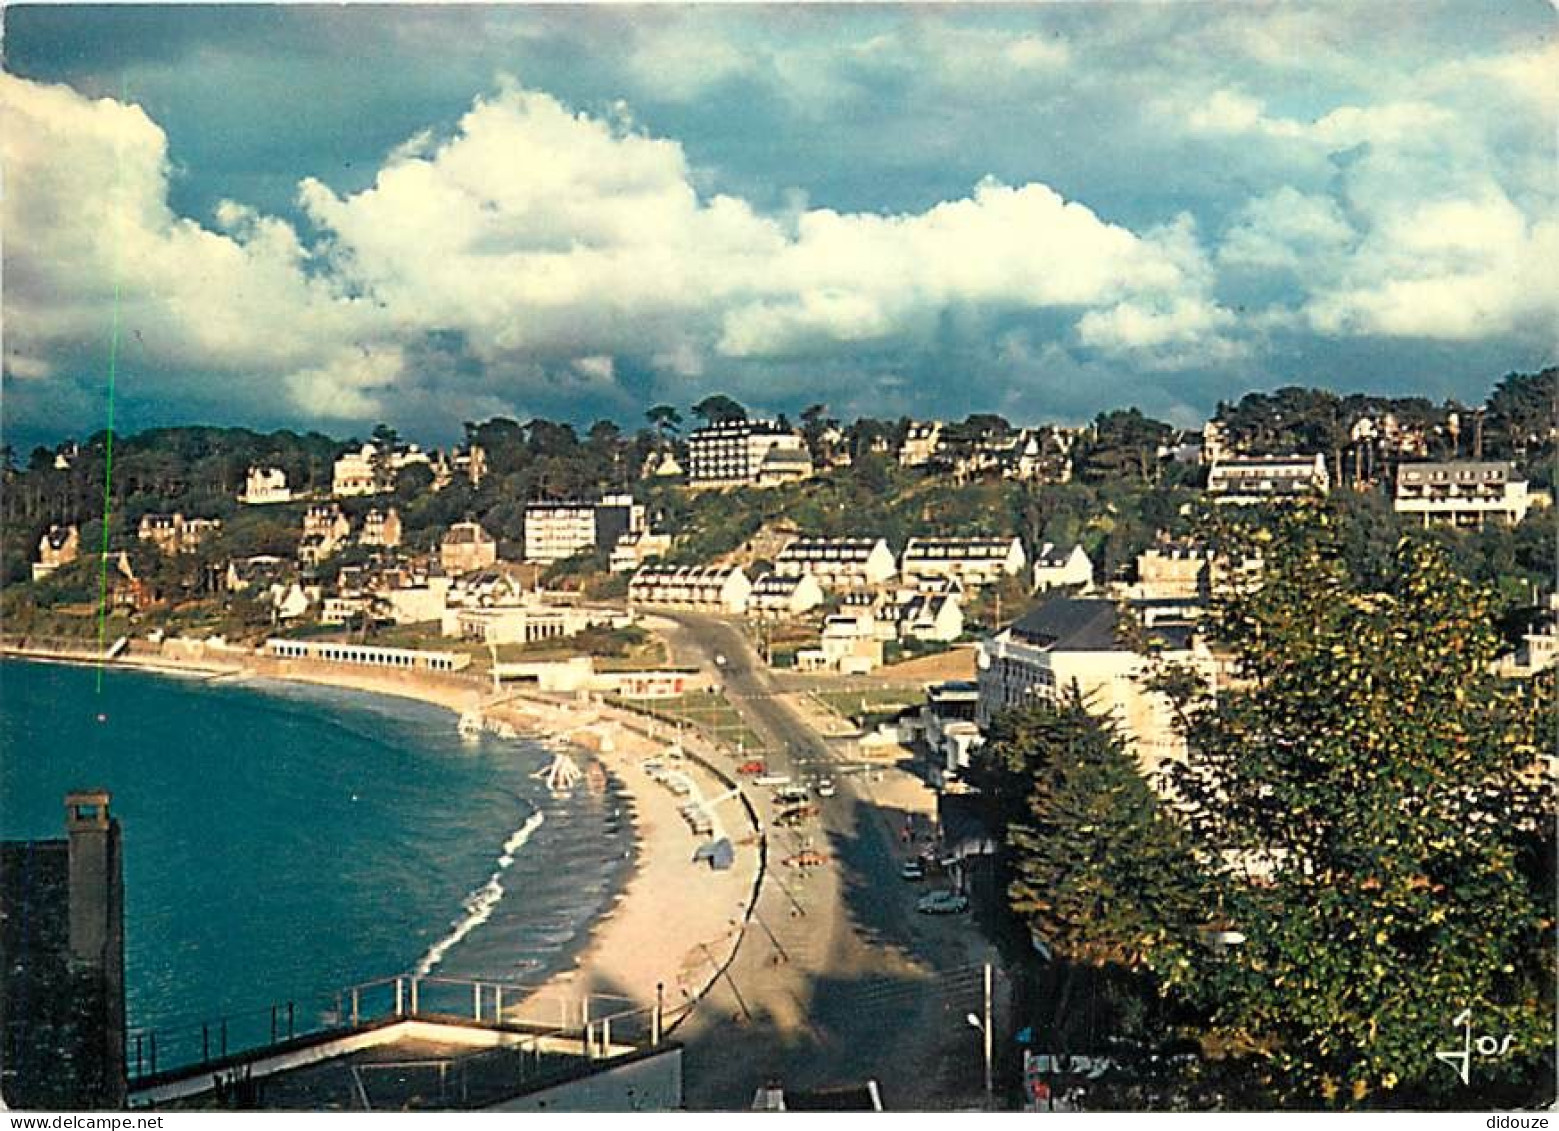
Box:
815 778 837 798
736 760 766 775
753 774 793 787
899 859 925 881
773 786 811 806
915 890 969 915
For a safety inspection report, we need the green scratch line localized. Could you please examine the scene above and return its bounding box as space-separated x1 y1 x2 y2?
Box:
95 81 128 693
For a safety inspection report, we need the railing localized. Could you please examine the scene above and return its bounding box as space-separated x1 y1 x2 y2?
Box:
125 973 667 1086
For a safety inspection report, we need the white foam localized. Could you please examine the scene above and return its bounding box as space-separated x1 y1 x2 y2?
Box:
413 809 545 977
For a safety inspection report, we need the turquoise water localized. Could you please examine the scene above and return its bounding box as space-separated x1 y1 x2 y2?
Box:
0 660 632 1068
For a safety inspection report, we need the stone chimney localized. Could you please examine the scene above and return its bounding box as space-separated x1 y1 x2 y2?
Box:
65 789 126 1105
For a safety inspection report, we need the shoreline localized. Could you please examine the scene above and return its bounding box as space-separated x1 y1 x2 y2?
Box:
2 642 761 1033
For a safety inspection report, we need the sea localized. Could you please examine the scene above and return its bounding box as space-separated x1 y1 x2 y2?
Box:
0 659 634 1070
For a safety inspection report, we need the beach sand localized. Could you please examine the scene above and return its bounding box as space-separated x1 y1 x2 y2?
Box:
485 696 760 1026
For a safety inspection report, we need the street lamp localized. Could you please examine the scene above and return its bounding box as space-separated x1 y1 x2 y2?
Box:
964 962 994 1105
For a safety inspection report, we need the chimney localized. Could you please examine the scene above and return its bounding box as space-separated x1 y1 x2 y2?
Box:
65 789 127 1105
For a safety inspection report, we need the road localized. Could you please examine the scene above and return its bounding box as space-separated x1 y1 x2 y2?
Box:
656 613 1004 1110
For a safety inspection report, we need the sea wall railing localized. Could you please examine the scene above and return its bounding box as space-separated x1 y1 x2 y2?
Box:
125 974 665 1086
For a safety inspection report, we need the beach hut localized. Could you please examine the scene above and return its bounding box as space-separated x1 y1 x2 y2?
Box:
692 837 735 871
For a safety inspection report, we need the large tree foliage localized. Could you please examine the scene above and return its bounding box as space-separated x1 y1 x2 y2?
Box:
1153 506 1555 1108
976 688 1205 970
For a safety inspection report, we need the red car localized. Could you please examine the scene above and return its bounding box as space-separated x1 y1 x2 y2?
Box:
737 760 766 775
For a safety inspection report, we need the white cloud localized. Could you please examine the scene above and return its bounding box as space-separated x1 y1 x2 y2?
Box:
1305 189 1559 341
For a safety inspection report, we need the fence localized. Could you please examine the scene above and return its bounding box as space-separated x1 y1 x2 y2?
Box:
125 974 665 1086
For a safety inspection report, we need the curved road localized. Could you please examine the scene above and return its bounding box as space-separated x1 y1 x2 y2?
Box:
657 613 1000 1110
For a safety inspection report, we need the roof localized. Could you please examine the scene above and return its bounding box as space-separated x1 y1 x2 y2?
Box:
759 446 812 467
1009 596 1122 651
1033 542 1084 568
903 536 1017 560
443 522 492 544
1397 459 1516 482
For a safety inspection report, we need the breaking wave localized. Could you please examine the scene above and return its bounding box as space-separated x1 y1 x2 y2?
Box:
413 809 546 976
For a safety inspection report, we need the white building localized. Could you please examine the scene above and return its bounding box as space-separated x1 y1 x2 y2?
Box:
452 601 617 646
1207 453 1329 502
609 531 673 573
898 421 943 467
265 638 469 673
1031 543 1094 592
895 592 964 642
332 443 431 497
628 565 753 614
798 612 884 674
774 537 897 591
685 420 811 486
746 572 826 619
1393 461 1530 528
239 466 292 505
976 595 1209 775
901 536 1025 589
523 495 645 564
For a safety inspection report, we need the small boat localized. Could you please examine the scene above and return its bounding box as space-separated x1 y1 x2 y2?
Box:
458 710 484 739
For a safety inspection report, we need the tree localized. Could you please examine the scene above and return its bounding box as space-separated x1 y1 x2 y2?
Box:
645 404 682 441
369 423 400 493
1153 506 1556 1108
691 394 747 425
1081 409 1173 485
979 688 1205 970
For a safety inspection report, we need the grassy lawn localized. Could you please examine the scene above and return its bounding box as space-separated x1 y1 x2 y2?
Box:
811 686 922 725
613 690 767 755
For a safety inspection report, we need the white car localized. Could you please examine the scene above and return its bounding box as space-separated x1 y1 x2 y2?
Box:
815 778 837 798
916 890 969 915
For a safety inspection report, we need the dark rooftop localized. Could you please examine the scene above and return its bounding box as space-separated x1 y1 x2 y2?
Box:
1009 596 1121 651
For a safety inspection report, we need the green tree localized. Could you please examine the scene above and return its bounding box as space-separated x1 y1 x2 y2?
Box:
690 394 747 426
1154 506 1556 1108
983 689 1205 970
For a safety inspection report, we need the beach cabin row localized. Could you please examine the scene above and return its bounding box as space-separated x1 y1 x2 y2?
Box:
264 638 470 673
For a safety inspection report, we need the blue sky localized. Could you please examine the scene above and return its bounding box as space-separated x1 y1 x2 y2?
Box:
2 3 1554 450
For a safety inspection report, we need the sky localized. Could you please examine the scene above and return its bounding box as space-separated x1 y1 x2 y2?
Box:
1 3 1555 450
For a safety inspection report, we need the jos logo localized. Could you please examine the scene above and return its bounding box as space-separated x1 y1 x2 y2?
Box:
1435 1009 1515 1085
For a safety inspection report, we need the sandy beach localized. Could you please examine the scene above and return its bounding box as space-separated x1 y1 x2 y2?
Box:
2 639 762 1035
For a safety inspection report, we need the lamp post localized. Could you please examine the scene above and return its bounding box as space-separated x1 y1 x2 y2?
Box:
965 961 994 1106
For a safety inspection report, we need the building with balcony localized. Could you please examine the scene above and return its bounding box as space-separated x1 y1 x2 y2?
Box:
746 572 826 619
1393 460 1530 528
1206 453 1329 502
523 495 645 564
685 419 811 486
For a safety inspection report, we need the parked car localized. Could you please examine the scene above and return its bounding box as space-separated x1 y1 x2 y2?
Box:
900 859 925 881
737 760 766 775
815 778 837 798
916 890 969 915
